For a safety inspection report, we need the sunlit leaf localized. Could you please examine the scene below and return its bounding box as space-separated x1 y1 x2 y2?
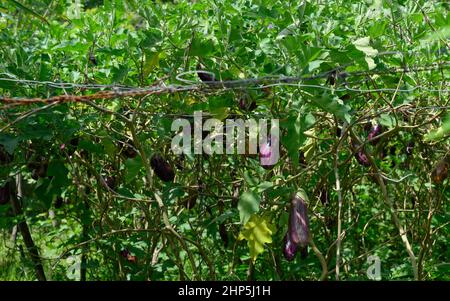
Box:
238 214 273 263
424 113 450 141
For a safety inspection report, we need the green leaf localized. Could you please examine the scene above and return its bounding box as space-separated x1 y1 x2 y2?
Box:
352 37 378 57
422 25 450 42
125 156 143 183
206 209 236 227
238 214 273 263
116 188 135 199
79 139 103 154
282 112 315 167
102 138 116 157
259 38 275 55
365 57 377 70
238 191 261 225
143 51 160 78
20 126 53 140
47 160 68 179
276 21 300 40
39 62 52 81
209 106 229 120
140 28 163 50
256 181 273 193
190 37 214 57
308 60 324 72
47 160 69 187
368 21 387 38
0 134 19 154
379 113 395 128
311 92 351 123
111 65 129 83
424 112 450 141
243 170 258 187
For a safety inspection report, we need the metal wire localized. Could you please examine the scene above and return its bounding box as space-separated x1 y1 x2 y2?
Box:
0 61 448 90
0 62 448 107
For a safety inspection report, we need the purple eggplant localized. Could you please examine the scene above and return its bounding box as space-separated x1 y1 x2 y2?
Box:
239 98 257 111
289 194 310 248
197 63 216 82
355 151 370 166
150 154 175 182
54 196 64 209
259 142 271 160
351 140 370 167
283 232 298 261
283 193 311 261
219 223 229 248
367 124 383 145
336 126 342 138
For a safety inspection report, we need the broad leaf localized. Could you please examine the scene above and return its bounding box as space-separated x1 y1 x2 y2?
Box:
311 92 351 123
424 113 450 141
238 191 261 225
238 214 273 262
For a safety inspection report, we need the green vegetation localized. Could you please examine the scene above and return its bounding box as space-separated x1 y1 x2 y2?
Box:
0 0 449 281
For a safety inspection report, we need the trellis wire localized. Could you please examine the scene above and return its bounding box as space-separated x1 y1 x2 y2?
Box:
0 61 448 91
0 62 448 107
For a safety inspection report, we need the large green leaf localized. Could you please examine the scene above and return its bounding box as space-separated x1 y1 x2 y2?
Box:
238 214 273 263
0 134 19 154
352 37 378 57
282 112 315 167
190 37 214 57
238 190 261 225
311 92 351 123
125 156 143 183
424 113 450 141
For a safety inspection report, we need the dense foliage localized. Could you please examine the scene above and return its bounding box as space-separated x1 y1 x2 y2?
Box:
0 0 449 280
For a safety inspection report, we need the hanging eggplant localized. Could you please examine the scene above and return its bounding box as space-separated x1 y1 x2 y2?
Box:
239 98 257 111
351 140 370 167
367 124 383 145
283 191 311 261
319 188 329 207
150 154 175 182
197 63 216 82
355 151 370 166
288 193 310 248
283 232 297 261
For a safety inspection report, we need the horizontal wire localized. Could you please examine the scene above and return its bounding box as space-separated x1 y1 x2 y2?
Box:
0 61 448 91
0 73 137 90
1 79 448 105
0 62 447 107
